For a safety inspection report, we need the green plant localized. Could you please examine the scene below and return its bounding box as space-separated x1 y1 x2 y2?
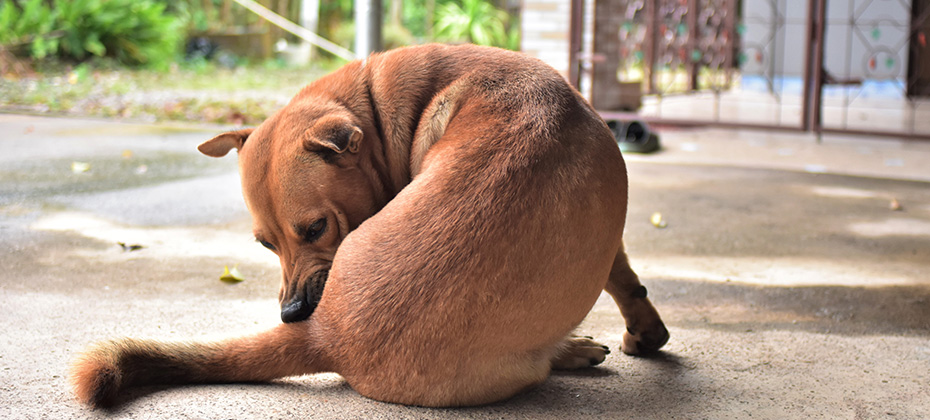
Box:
505 15 520 51
56 0 183 68
434 0 513 48
0 0 183 69
0 0 58 58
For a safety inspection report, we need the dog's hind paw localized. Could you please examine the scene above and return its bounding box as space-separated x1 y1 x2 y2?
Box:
621 321 669 355
551 336 611 370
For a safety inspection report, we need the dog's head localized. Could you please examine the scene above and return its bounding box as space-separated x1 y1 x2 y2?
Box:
198 99 384 323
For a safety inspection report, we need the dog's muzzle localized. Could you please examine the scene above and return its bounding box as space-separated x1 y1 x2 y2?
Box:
280 269 329 323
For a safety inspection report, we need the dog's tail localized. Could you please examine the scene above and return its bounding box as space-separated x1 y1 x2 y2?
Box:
70 322 325 408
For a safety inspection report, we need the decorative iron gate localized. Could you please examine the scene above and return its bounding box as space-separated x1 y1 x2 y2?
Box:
571 0 930 139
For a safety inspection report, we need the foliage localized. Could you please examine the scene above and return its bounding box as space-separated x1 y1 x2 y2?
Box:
0 0 56 58
400 0 432 39
434 0 516 49
0 0 183 69
505 15 520 51
316 0 519 50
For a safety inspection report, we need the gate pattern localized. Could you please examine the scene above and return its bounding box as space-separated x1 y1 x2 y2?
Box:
581 0 930 139
610 0 738 94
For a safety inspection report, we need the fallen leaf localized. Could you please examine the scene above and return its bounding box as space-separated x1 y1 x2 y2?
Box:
71 161 91 173
650 212 668 228
117 242 144 252
889 198 903 211
220 265 246 283
121 150 134 159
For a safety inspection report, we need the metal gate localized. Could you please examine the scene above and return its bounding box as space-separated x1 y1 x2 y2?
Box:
570 0 930 140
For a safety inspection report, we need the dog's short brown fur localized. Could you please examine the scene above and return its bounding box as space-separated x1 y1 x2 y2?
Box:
70 44 668 408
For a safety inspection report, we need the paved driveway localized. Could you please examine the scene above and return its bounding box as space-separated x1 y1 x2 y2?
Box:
1 114 928 419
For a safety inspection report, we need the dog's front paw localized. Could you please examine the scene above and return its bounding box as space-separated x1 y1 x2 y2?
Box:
551 336 611 369
621 321 669 355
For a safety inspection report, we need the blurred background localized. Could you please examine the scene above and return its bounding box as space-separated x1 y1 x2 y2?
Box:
0 0 521 126
3 0 930 139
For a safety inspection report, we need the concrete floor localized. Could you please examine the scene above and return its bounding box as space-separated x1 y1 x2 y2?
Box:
0 114 928 419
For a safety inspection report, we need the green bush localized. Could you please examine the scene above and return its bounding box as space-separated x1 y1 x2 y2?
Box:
0 0 55 57
434 0 517 49
0 0 183 69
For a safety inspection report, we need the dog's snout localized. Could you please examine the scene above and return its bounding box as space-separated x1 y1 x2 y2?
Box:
279 269 329 323
281 296 314 323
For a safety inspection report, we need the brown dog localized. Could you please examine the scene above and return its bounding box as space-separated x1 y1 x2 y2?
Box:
70 43 668 407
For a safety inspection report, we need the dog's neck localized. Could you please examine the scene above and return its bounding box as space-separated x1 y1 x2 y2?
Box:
304 45 486 203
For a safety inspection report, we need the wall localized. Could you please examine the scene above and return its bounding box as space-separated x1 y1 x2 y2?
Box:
520 0 573 77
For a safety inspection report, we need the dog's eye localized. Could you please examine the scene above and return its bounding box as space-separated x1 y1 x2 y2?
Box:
258 239 276 252
302 218 327 243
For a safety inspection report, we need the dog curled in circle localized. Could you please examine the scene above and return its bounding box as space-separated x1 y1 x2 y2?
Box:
70 43 669 408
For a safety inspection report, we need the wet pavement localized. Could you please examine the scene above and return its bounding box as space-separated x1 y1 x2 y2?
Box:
0 114 928 419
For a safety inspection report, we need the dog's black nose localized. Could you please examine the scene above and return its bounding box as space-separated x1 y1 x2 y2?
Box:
281 296 313 323
280 270 328 323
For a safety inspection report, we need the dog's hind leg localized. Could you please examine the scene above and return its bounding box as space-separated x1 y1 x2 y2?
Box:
605 248 669 355
70 321 328 408
550 336 611 369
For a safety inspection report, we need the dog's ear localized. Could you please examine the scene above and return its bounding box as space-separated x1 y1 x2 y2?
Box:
303 116 362 155
198 128 254 157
